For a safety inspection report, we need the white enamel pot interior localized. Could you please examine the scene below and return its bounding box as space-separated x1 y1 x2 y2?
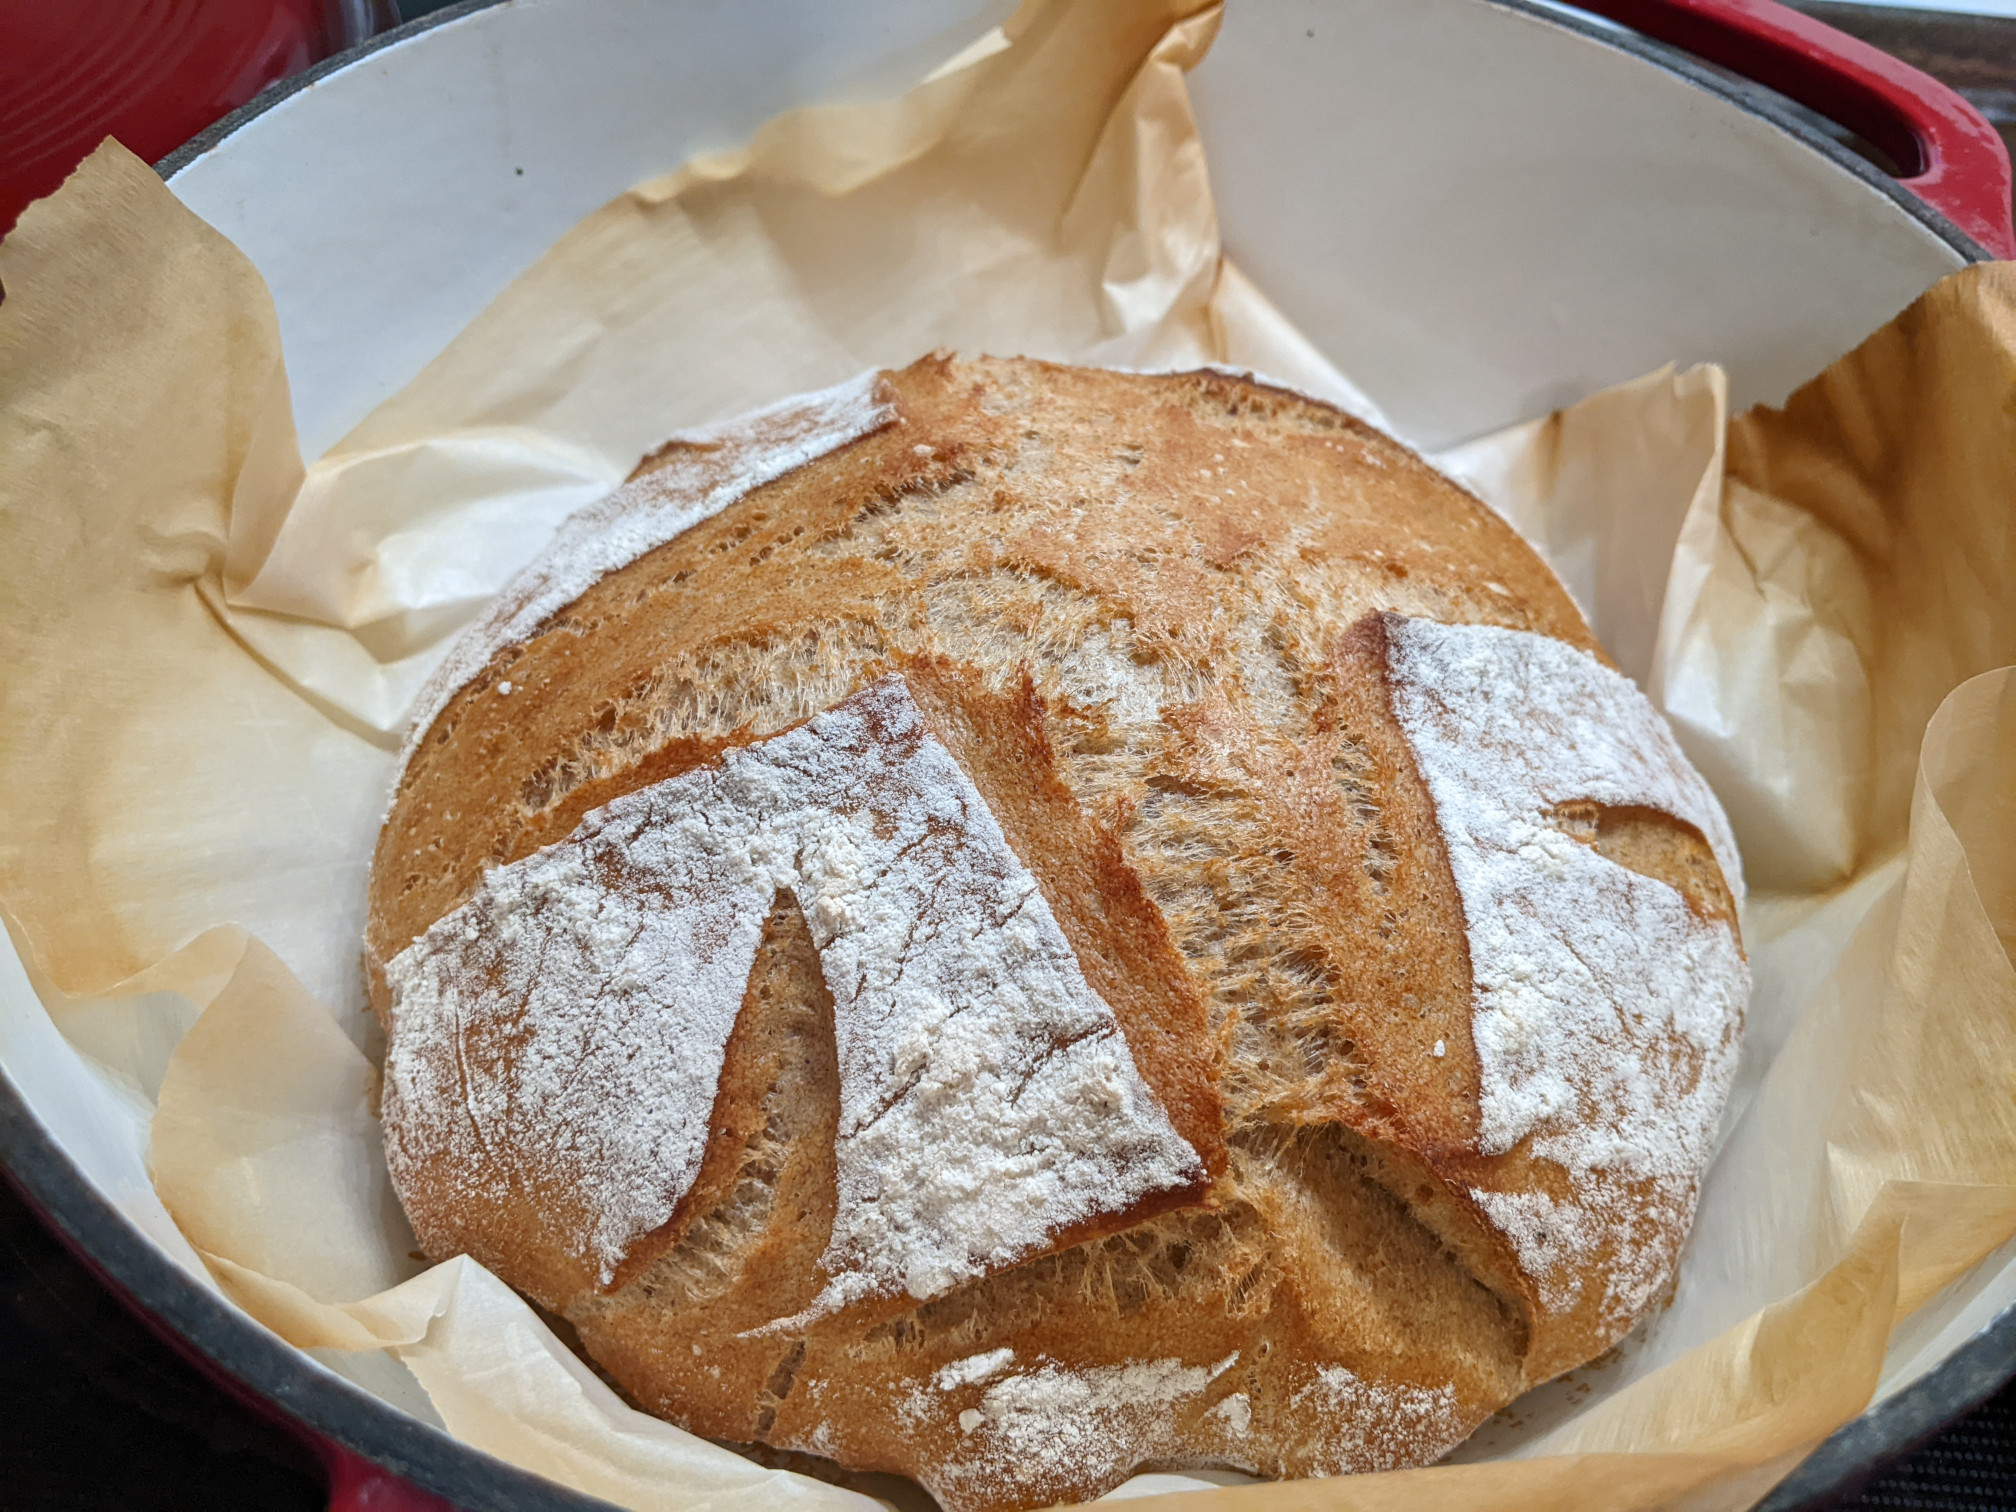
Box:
0 1 1996 1509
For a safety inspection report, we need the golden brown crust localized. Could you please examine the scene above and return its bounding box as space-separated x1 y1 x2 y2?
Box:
369 355 1738 1510
898 656 1226 1183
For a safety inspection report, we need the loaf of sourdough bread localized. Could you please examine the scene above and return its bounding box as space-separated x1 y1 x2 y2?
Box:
367 355 1748 1511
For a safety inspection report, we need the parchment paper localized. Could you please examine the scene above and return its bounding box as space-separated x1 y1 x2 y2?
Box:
2 0 2013 1508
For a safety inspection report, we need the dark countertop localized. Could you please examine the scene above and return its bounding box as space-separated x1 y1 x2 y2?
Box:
1 1174 322 1511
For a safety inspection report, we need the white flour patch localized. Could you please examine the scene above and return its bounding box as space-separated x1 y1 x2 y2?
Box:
1208 1392 1251 1435
938 1354 1239 1496
383 676 1202 1295
936 1349 1017 1392
1381 615 1748 1326
1467 1188 1596 1313
1290 1363 1465 1474
397 371 898 780
921 1351 1458 1496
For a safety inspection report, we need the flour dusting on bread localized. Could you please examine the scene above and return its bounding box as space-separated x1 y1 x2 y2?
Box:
1382 614 1747 1321
384 675 1203 1296
1291 1363 1466 1473
937 1352 1238 1498
399 370 898 776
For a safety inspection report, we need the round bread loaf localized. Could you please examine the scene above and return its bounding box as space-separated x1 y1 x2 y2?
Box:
367 356 1748 1511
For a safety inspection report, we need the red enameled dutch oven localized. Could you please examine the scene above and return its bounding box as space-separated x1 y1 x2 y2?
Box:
1 1 2011 1508
0 0 406 235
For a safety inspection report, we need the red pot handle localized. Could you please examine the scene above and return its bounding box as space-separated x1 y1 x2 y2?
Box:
1565 0 2016 260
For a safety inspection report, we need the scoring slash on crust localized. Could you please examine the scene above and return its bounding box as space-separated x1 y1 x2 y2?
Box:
1371 612 1748 1371
400 370 903 788
382 674 1218 1311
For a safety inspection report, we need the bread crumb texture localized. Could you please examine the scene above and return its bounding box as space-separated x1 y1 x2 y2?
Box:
369 356 1747 1511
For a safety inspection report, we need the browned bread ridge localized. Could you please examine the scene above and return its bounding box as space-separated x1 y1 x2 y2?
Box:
367 356 1745 1511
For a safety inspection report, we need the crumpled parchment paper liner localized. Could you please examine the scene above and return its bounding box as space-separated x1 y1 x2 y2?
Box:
1 0 2013 1507
206 0 1382 746
0 142 374 1010
1435 361 1725 691
219 0 1221 742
